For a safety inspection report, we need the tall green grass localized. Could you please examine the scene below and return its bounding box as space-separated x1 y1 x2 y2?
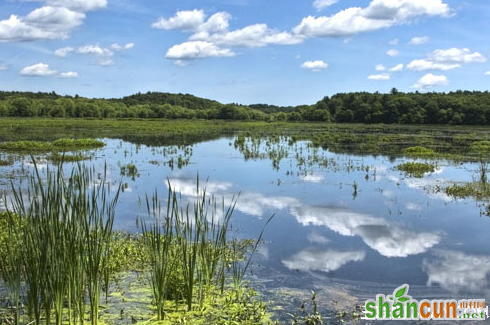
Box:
1 160 120 325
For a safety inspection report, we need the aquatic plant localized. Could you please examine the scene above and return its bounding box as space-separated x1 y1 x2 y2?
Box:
397 162 436 178
3 160 120 325
402 146 436 158
120 163 139 180
0 138 104 153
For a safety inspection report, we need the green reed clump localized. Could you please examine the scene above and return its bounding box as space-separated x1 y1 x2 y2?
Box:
445 182 490 200
120 163 139 178
0 138 104 153
0 212 22 325
140 177 272 320
402 146 436 158
173 179 236 312
141 189 176 320
397 162 436 178
2 159 120 325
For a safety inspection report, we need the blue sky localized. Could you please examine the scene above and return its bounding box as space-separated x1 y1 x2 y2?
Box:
0 0 489 105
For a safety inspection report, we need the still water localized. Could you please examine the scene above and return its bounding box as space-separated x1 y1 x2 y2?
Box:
1 136 489 318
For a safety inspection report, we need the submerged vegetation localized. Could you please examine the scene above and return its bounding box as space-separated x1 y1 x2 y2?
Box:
397 162 436 178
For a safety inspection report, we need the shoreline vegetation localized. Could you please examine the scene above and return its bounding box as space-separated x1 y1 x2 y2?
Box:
1 89 490 125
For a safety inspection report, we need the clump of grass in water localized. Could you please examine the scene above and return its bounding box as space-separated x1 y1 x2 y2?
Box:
1 159 120 325
397 162 436 178
0 138 104 153
140 177 273 320
0 159 11 166
120 163 139 180
402 146 436 158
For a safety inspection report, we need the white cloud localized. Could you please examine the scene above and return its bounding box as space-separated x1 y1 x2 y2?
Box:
67 43 134 65
389 63 404 72
293 0 450 38
386 49 400 57
167 178 298 217
0 64 10 71
155 10 303 61
307 231 330 244
389 38 399 45
77 44 112 56
423 250 490 293
110 43 134 51
430 48 486 64
375 64 386 71
405 202 422 211
408 48 486 71
20 62 57 76
290 206 441 257
414 73 448 89
166 41 235 60
173 60 188 67
409 36 429 45
485 71 490 76
99 59 114 66
301 174 325 183
168 177 441 259
189 23 303 48
368 73 390 80
0 7 85 42
152 9 206 31
44 0 107 12
407 59 459 71
300 60 328 72
54 46 74 57
282 249 365 272
59 71 78 78
313 0 339 11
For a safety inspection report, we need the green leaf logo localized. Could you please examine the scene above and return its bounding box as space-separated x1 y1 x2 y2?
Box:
395 286 407 298
390 285 411 304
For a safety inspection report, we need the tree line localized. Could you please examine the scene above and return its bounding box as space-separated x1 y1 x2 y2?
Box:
1 89 490 125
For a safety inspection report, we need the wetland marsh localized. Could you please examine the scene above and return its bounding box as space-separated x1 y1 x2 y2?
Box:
1 118 490 324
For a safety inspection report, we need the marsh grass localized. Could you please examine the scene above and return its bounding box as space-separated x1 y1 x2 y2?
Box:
445 182 490 200
0 159 120 325
0 138 104 153
120 163 139 179
397 162 436 178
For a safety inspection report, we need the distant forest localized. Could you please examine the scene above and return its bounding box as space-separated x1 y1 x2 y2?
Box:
1 88 490 125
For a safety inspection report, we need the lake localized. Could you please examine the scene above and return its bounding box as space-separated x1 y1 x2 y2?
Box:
1 131 488 322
